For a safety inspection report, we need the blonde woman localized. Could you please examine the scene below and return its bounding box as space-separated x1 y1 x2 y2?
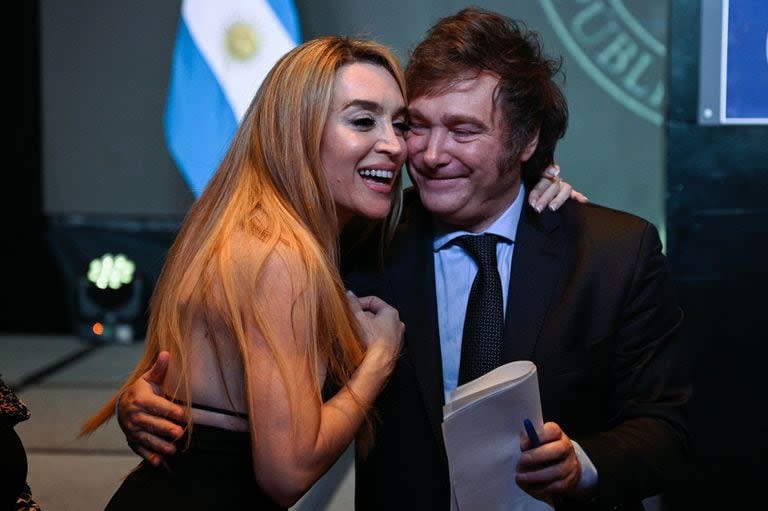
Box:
82 37 409 509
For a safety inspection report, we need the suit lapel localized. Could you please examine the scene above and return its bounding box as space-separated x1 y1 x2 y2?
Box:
386 200 447 459
383 197 564 461
502 205 564 362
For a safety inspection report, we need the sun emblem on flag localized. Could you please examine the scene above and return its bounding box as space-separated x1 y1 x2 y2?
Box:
225 21 260 61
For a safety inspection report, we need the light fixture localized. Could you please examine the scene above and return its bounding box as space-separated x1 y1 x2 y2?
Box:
77 253 144 343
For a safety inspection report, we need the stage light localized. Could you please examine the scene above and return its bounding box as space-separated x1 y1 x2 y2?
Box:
46 216 178 343
76 253 145 343
87 253 136 290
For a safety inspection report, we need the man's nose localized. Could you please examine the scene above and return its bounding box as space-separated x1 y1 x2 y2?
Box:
423 130 449 168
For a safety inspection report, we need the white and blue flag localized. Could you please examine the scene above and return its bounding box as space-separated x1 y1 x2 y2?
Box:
164 0 301 196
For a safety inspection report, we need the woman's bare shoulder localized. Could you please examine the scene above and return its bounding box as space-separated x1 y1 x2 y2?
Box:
227 228 308 298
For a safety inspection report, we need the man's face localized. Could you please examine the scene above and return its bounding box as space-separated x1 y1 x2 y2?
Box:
407 72 528 232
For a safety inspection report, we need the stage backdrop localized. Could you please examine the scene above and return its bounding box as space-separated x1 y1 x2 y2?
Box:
40 0 668 231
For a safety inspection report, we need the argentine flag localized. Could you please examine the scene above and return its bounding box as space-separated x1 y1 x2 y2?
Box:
164 0 301 196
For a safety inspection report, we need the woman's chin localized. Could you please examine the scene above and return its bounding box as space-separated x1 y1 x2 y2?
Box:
361 202 393 221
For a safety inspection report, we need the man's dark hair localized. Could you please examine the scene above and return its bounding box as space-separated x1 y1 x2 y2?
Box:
406 7 568 185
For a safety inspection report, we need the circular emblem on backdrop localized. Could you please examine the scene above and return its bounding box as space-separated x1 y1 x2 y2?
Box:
540 0 666 125
225 21 260 61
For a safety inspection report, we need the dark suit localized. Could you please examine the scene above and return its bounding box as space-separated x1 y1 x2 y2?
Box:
344 189 690 511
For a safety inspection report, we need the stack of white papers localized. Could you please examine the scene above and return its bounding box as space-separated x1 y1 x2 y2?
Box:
442 360 553 511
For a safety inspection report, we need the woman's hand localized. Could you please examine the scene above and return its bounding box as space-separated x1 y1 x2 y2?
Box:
347 291 404 372
528 164 589 213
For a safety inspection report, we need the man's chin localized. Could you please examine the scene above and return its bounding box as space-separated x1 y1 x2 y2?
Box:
418 195 467 223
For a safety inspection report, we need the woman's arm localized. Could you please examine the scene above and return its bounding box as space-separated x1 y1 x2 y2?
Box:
238 245 403 507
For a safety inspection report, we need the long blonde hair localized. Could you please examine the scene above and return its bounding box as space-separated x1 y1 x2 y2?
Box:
81 37 407 452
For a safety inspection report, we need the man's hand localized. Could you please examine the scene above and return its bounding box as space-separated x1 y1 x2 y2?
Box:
118 351 186 466
516 421 583 503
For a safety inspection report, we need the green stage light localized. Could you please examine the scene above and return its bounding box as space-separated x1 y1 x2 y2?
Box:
87 253 136 290
78 253 143 343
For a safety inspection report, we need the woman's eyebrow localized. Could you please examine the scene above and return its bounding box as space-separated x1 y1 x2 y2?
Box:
342 100 407 117
342 99 383 113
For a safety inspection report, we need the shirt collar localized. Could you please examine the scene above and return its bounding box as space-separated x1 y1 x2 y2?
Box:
432 184 525 251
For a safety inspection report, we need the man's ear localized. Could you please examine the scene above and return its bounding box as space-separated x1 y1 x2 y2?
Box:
520 129 540 162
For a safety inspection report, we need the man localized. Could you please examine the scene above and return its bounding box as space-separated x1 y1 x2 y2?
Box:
117 8 689 510
346 8 689 510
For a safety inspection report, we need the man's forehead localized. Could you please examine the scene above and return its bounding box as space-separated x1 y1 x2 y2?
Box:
409 72 501 123
414 70 500 98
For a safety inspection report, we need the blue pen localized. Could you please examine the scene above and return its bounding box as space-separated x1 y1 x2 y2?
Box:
523 418 541 448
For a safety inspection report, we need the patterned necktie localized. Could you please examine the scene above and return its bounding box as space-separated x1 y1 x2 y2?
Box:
454 234 505 385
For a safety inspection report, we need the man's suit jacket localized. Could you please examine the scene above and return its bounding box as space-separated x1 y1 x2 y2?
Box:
344 190 690 511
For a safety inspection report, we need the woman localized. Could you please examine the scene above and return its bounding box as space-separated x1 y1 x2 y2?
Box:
82 37 408 509
83 36 576 509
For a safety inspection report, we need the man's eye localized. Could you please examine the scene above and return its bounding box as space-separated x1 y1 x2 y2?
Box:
352 118 375 128
408 123 427 134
